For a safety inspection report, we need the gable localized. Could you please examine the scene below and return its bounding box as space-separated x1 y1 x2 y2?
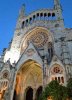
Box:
16 42 43 71
49 55 65 71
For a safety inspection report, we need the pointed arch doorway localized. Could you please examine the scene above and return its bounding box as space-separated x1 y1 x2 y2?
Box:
36 86 43 100
25 87 33 100
13 59 42 100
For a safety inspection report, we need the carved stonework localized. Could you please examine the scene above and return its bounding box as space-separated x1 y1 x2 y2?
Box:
0 79 9 100
25 49 35 56
21 28 49 51
51 64 63 74
53 56 58 62
29 31 48 47
2 70 10 79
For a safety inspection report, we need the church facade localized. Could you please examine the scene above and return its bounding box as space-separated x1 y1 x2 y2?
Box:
0 0 72 100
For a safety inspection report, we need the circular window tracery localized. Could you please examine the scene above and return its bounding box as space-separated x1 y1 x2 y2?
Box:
51 64 63 74
53 67 60 73
28 31 48 48
2 70 9 79
3 72 8 78
21 27 53 53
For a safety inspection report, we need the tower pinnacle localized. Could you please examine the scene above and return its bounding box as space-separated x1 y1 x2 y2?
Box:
54 0 63 20
19 4 25 17
54 0 61 9
54 0 60 5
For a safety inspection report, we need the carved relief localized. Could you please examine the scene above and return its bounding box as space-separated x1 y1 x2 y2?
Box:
25 49 35 56
0 79 9 99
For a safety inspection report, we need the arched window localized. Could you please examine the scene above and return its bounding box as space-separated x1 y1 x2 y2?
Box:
37 13 39 17
52 13 55 17
58 77 60 83
33 15 35 20
61 77 64 83
40 13 43 17
40 13 44 20
48 13 51 17
44 13 47 17
36 13 40 20
29 17 32 24
44 13 48 20
22 21 25 28
55 77 57 81
52 13 56 20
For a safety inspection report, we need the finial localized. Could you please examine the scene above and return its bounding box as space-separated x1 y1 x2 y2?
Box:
54 0 63 20
54 0 61 9
54 0 60 5
19 4 25 17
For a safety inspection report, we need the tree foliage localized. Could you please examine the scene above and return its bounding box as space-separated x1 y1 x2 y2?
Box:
67 78 72 100
39 80 68 100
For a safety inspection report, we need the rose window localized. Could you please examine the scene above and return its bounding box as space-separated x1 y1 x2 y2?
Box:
29 31 48 47
53 67 60 73
2 71 9 79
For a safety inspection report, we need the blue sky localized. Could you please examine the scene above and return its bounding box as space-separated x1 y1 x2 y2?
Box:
0 0 72 55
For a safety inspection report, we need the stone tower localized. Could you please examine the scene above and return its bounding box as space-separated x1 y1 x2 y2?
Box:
0 0 72 100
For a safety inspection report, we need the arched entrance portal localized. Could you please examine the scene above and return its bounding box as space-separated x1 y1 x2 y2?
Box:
26 87 33 100
13 59 42 100
36 86 42 100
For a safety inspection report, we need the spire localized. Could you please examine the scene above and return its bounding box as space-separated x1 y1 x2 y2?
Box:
19 4 25 17
54 0 60 5
54 0 63 20
54 0 61 9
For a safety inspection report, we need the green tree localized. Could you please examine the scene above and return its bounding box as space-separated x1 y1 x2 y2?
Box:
67 78 72 100
59 85 68 100
39 80 68 100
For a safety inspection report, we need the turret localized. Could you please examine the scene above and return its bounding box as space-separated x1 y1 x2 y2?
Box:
19 4 25 18
54 0 63 20
54 0 61 9
15 4 25 29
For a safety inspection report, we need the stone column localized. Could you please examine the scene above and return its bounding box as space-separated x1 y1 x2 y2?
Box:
33 88 36 100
